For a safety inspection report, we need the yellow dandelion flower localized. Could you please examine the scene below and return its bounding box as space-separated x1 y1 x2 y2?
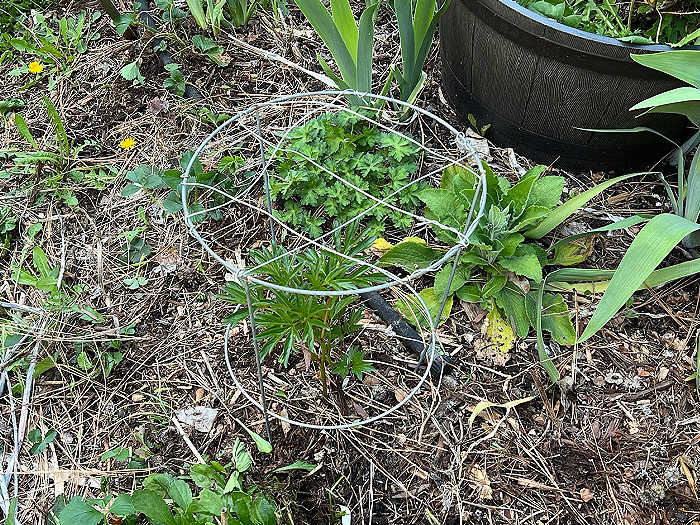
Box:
28 61 44 74
120 137 136 150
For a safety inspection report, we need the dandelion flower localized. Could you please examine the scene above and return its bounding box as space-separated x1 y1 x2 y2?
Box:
28 61 44 74
120 137 135 150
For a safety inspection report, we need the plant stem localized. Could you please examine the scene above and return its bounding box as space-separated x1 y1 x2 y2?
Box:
318 297 332 397
628 0 635 30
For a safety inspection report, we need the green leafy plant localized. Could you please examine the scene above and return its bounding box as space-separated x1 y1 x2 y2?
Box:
220 222 381 397
164 63 186 96
58 440 276 524
7 11 102 88
293 0 380 103
27 428 57 454
270 111 425 237
226 0 259 26
187 0 227 33
121 151 246 221
392 0 451 102
192 34 230 67
0 206 17 257
379 164 577 344
518 0 700 46
12 246 103 322
5 96 96 207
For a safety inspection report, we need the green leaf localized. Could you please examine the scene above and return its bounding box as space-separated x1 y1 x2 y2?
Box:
356 2 379 95
456 284 481 302
14 113 37 148
419 188 466 229
330 0 358 62
526 291 575 345
234 417 272 453
167 479 193 511
631 51 700 88
271 460 318 473
579 214 700 343
495 285 529 338
499 253 542 282
378 240 439 271
250 495 276 525
433 263 470 298
186 0 207 27
131 490 175 525
109 495 135 517
114 13 135 35
396 287 453 328
120 60 144 84
33 246 52 278
58 497 103 525
294 0 357 88
528 175 564 208
482 274 507 298
525 173 640 239
191 488 225 515
630 86 700 127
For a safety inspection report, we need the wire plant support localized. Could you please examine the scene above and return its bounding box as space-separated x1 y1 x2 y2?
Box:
181 90 487 445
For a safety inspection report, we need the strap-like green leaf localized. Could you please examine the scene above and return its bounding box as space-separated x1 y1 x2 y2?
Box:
548 214 651 252
14 113 37 149
331 0 359 63
631 51 700 88
684 146 700 223
412 0 436 56
394 0 416 94
578 214 700 343
295 0 357 88
356 2 380 95
525 172 641 239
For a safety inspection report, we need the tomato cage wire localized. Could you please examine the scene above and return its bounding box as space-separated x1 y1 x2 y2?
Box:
180 90 487 443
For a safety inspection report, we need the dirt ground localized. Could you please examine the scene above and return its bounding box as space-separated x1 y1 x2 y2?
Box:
1 1 699 524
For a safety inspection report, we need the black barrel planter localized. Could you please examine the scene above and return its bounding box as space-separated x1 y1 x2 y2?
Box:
440 0 699 169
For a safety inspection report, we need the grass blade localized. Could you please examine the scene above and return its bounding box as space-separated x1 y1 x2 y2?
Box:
43 96 69 161
578 214 700 343
525 172 642 239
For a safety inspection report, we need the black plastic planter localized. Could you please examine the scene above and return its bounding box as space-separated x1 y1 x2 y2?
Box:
440 0 699 170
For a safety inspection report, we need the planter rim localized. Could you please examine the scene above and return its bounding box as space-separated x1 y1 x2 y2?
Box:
471 0 700 52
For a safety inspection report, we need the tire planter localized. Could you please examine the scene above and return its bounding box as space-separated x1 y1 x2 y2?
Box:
440 0 700 170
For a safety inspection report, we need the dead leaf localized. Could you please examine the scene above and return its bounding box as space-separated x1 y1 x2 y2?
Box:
470 466 493 500
394 389 407 403
637 368 652 377
195 388 205 403
131 393 144 402
353 402 369 419
280 408 291 436
302 346 312 371
580 487 594 502
658 367 670 381
680 456 697 498
176 406 219 433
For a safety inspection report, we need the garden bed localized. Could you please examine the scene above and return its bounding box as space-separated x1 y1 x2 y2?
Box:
1 2 699 524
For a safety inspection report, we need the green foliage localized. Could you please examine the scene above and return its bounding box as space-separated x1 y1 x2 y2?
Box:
164 63 186 96
392 0 451 102
192 34 230 66
380 163 576 344
58 443 277 525
226 0 260 26
27 428 57 454
121 151 247 222
270 111 425 237
7 11 101 87
220 222 382 396
0 206 17 257
293 0 379 103
519 0 700 46
12 246 103 322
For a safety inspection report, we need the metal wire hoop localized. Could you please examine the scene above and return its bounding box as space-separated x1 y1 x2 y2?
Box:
180 90 486 435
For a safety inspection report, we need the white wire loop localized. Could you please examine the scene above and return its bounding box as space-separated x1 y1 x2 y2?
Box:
181 90 487 432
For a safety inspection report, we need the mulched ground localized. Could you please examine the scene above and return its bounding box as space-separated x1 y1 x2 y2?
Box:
1 1 699 524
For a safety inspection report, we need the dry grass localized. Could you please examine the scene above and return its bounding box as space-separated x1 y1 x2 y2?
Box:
1 1 699 524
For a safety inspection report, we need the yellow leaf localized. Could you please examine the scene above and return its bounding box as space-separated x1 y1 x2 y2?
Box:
371 238 393 251
485 309 515 353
